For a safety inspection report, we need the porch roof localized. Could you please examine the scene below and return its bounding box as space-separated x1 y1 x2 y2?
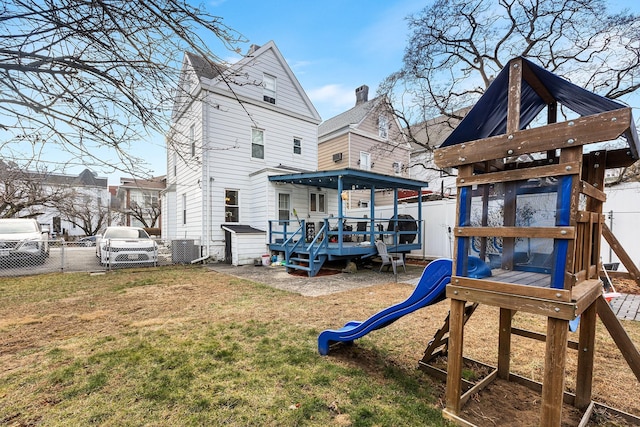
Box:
268 168 427 191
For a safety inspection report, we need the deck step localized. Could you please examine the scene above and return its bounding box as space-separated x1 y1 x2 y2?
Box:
284 263 311 272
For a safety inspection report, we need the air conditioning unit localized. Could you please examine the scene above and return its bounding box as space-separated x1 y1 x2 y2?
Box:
332 152 343 162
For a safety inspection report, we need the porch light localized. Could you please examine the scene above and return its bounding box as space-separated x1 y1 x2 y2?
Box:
341 191 349 201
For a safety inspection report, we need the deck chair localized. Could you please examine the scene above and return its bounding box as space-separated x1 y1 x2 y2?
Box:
375 240 406 274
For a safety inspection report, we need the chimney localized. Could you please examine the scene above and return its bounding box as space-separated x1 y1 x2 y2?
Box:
355 85 369 105
247 44 261 55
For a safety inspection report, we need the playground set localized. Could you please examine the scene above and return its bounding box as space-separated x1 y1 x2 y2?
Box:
319 57 640 426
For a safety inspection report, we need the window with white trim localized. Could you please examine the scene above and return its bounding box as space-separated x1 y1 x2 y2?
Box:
225 190 239 222
251 128 264 159
293 137 301 155
278 193 290 221
359 151 371 171
263 74 276 104
309 192 326 213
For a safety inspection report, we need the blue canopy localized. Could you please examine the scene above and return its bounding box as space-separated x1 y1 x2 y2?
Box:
441 57 639 158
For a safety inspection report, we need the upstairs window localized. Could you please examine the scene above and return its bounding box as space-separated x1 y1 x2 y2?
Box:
251 128 264 159
378 115 388 139
293 137 301 155
263 74 276 104
190 124 196 157
393 161 403 175
225 190 239 222
359 151 371 171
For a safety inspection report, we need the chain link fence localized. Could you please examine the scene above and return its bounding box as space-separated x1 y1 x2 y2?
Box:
0 238 202 277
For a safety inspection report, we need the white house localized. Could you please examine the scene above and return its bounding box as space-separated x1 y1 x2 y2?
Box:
163 41 323 264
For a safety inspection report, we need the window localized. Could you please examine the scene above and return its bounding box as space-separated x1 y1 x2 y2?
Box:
359 151 371 171
182 193 187 225
251 128 264 159
310 192 326 213
393 161 403 175
190 124 196 157
378 115 388 139
278 193 290 221
293 137 301 155
225 190 239 222
263 74 276 104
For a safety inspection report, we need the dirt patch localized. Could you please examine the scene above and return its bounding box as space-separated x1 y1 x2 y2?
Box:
211 262 640 426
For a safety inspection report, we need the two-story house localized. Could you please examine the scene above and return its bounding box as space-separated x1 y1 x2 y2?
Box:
162 41 323 264
0 165 110 238
115 176 165 232
318 85 414 208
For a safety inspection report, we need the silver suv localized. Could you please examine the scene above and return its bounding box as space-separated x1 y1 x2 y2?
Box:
0 218 50 264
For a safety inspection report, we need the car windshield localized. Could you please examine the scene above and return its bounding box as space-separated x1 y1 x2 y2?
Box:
103 228 150 239
0 220 38 234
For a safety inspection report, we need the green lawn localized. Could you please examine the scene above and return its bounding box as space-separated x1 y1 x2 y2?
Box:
0 267 450 426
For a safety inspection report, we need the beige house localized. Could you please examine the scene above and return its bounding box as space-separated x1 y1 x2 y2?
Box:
318 85 412 207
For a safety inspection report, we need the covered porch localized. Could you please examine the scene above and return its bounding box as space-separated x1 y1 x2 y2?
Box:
268 168 428 276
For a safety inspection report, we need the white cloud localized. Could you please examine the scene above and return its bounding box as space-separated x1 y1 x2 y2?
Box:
308 84 357 119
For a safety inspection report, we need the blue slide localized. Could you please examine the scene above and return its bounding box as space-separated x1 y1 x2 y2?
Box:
318 258 453 356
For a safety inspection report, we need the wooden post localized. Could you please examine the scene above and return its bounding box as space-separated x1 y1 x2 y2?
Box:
497 308 512 379
541 317 569 426
575 301 597 409
445 298 466 415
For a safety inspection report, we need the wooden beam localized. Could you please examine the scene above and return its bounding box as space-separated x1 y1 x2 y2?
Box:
522 60 556 105
602 223 640 282
447 284 577 319
445 299 467 415
579 181 606 202
596 295 640 382
575 302 597 410
457 162 578 187
498 308 512 379
450 276 572 302
434 109 633 168
507 58 523 133
511 327 580 350
454 226 575 240
603 147 638 168
541 317 569 426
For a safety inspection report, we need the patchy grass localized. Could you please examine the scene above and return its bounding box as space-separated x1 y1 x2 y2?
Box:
0 266 449 426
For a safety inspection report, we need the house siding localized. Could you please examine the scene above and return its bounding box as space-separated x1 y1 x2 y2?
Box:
318 134 350 170
165 42 320 263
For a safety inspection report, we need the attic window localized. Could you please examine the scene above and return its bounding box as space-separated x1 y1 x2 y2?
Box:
378 115 388 139
263 74 276 104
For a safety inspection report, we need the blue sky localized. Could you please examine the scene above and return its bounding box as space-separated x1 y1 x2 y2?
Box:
208 0 427 120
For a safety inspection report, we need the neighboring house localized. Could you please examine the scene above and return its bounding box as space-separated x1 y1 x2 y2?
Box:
318 85 413 207
0 166 110 238
115 176 165 231
407 108 469 198
162 41 323 264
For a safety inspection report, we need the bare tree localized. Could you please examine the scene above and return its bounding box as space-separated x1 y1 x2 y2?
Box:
379 0 640 152
0 0 246 178
126 198 161 229
57 194 110 236
0 161 73 218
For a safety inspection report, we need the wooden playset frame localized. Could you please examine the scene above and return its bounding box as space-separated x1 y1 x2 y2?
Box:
423 57 640 426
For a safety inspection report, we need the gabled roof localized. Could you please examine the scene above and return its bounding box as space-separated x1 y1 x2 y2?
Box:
184 52 226 80
441 57 640 159
318 96 382 137
185 41 321 123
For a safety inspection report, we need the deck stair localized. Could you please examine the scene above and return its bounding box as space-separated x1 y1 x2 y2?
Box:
281 222 330 277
